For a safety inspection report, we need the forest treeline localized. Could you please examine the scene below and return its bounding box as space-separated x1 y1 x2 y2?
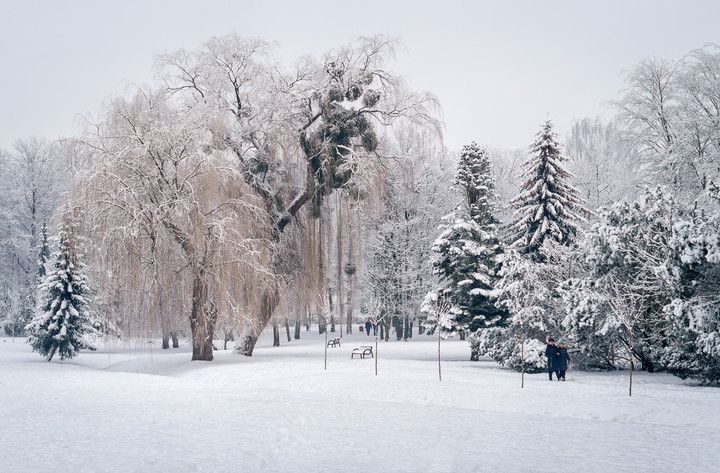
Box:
1 36 719 383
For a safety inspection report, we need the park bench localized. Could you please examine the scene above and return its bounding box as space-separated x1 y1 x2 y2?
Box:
351 346 374 359
327 337 341 348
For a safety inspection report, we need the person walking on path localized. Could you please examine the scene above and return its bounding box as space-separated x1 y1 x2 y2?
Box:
545 338 560 380
365 320 372 336
556 342 571 381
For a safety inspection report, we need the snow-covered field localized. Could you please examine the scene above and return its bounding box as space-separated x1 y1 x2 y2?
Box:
1 330 718 473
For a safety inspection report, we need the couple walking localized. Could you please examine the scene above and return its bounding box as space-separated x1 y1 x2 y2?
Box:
545 338 571 381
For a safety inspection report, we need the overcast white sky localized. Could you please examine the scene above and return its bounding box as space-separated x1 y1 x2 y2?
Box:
1 0 719 152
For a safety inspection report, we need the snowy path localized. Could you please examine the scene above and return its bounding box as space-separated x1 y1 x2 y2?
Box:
1 334 718 472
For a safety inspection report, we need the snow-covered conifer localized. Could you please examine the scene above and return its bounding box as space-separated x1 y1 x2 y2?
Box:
37 221 50 279
423 143 507 345
510 121 588 260
26 226 98 361
472 248 562 373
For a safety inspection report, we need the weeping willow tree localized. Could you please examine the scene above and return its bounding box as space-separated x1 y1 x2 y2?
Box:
76 89 275 360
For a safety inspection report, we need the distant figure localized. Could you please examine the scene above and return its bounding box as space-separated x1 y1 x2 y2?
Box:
545 338 560 381
365 320 372 336
557 342 571 381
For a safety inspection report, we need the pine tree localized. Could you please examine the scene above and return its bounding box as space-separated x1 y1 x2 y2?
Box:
26 226 98 361
37 221 50 279
510 121 587 261
423 143 507 342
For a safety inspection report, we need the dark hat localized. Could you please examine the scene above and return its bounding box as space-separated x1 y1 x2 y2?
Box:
548 338 555 342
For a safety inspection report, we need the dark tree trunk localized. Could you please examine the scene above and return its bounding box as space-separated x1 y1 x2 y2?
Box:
402 316 412 340
161 314 170 349
294 317 301 340
285 317 292 342
272 321 280 347
190 271 216 361
171 332 179 348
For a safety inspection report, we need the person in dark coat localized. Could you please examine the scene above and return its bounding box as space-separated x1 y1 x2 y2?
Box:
365 320 372 336
545 338 560 380
556 342 571 381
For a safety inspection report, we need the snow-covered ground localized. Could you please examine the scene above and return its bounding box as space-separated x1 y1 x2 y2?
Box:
1 330 718 473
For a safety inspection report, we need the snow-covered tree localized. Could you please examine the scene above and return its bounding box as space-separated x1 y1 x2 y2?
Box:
565 117 641 212
614 45 720 206
37 222 50 279
487 147 525 224
423 143 507 348
659 185 720 384
0 139 65 336
79 88 275 361
26 225 99 361
562 188 679 372
357 127 450 341
510 121 587 261
472 248 564 373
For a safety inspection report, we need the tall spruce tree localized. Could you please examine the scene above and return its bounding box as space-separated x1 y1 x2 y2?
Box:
26 225 98 361
510 121 587 261
423 142 507 343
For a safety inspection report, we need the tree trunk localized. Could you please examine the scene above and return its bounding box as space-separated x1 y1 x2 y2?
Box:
47 345 57 362
327 289 335 333
345 287 353 335
161 313 170 349
171 332 179 348
240 291 277 356
285 317 292 342
190 271 216 361
294 317 301 340
335 196 345 336
272 321 280 347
